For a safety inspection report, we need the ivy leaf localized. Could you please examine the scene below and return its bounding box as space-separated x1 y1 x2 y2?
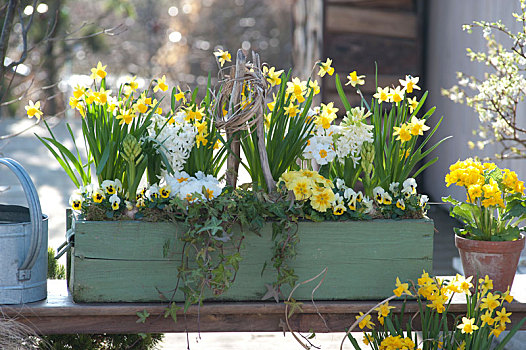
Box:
261 283 280 303
136 309 150 324
164 302 182 323
284 298 304 319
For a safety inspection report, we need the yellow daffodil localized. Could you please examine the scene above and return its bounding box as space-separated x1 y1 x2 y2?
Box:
73 85 85 99
479 275 494 293
318 58 335 77
214 48 231 67
393 123 412 143
90 61 107 80
284 103 299 118
309 80 320 95
154 75 168 92
355 312 374 330
408 116 430 136
457 317 478 334
116 109 136 125
185 106 205 122
481 292 500 311
389 86 404 103
407 96 419 113
174 86 186 103
25 100 43 121
373 86 390 103
481 310 495 327
491 323 507 338
263 66 284 86
400 75 420 93
393 277 412 297
495 307 512 326
196 132 208 147
374 302 395 319
286 77 307 103
345 71 365 87
94 87 112 105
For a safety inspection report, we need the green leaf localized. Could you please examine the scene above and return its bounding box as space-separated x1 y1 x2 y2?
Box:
164 302 182 323
284 298 303 319
136 309 150 323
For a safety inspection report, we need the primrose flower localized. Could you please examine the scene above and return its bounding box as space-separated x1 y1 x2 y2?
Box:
399 75 420 93
345 71 365 87
214 48 231 67
318 58 335 77
25 100 44 121
109 193 121 211
154 75 168 92
310 187 335 212
90 61 107 80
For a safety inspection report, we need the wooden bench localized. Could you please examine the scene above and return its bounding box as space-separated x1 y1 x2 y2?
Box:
2 276 526 335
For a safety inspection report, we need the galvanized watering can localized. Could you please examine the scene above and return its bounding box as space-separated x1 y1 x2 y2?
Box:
0 158 47 304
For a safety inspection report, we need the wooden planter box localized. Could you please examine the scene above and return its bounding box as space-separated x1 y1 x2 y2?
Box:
68 218 434 302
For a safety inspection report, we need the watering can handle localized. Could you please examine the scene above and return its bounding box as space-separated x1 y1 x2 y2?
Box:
0 158 43 281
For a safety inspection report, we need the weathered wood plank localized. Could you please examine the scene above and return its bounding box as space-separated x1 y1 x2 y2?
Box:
327 0 415 11
326 6 417 39
3 278 526 334
325 33 419 75
71 219 434 302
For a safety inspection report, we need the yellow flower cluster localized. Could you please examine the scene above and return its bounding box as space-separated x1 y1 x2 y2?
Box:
279 170 335 212
393 116 430 144
378 335 418 350
445 159 524 208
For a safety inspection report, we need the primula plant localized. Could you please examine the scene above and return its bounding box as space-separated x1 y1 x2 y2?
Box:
442 158 526 241
443 0 526 159
345 272 526 350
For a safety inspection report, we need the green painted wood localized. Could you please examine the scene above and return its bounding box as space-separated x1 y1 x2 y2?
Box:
71 219 434 302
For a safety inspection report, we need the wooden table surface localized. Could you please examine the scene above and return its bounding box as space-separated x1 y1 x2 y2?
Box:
2 276 526 335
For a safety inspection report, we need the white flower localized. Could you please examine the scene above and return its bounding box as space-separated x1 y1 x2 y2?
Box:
147 184 160 199
389 182 400 193
343 187 356 200
420 194 429 207
69 193 84 210
114 179 123 193
362 196 373 213
403 178 417 194
109 193 121 210
336 178 346 190
373 187 385 204
101 180 117 194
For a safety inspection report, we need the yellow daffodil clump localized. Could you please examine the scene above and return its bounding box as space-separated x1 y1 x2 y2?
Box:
348 272 522 350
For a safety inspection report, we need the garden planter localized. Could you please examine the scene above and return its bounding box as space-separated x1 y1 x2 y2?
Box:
68 217 434 302
455 234 525 292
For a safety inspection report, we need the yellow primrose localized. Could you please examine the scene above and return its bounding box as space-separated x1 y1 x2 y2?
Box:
25 100 44 121
263 66 284 86
400 75 420 93
291 178 312 200
214 48 231 67
90 61 107 80
310 187 335 213
345 71 365 87
318 58 335 77
153 75 168 93
373 86 390 103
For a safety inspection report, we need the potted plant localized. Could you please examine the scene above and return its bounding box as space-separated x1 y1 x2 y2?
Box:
29 49 443 305
443 158 526 292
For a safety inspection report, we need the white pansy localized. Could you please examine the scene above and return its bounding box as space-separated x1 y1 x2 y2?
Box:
389 182 400 193
420 194 429 207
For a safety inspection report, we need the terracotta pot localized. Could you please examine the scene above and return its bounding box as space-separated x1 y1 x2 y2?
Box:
455 234 525 292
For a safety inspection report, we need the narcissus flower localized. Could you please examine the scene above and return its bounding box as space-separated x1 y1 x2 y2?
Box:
457 317 478 334
373 86 390 103
393 277 412 297
154 75 168 92
400 75 420 93
345 71 365 87
25 100 43 121
214 48 231 67
174 86 186 103
284 103 299 118
393 123 412 143
90 61 107 80
407 96 419 113
355 312 374 330
389 86 404 103
408 116 430 136
263 66 284 86
318 58 335 77
116 109 136 125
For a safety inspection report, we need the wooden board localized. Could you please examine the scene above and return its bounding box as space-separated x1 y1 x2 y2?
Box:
325 33 419 75
71 219 434 302
3 278 526 335
326 0 415 11
325 6 418 39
